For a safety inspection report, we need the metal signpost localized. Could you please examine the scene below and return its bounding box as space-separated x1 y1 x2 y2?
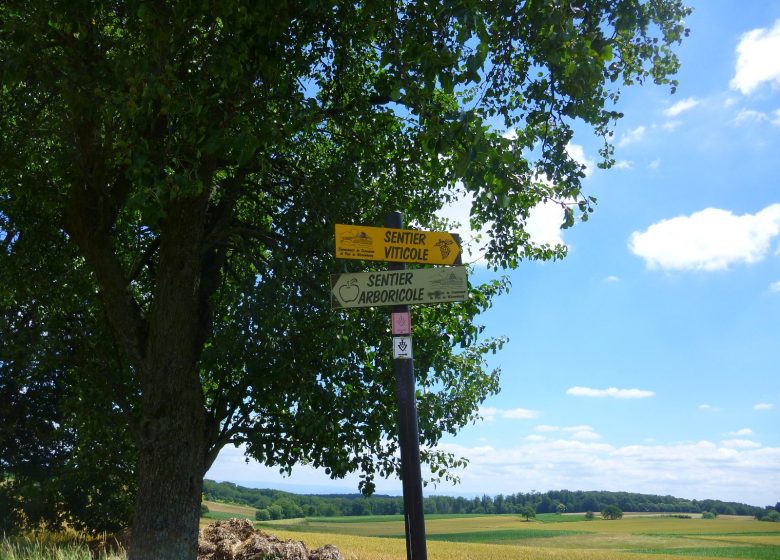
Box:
333 213 465 560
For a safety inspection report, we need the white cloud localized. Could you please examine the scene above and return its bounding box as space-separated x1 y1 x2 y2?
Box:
721 439 761 449
770 281 780 292
699 404 721 412
532 424 600 441
614 160 633 170
629 204 780 271
724 428 754 437
735 108 770 125
503 408 540 420
604 275 621 283
567 386 655 399
754 403 774 410
436 439 780 505
524 435 546 442
731 20 780 95
618 125 646 147
480 406 539 421
662 120 682 131
524 200 566 247
535 425 560 432
566 143 594 177
648 159 661 170
664 97 700 117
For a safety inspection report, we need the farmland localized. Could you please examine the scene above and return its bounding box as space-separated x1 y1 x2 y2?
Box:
202 501 780 560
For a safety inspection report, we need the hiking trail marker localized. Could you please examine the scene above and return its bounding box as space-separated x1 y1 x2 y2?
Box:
332 214 470 560
335 223 461 265
330 267 467 309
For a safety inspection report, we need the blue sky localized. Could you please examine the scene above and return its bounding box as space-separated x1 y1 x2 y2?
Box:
208 1 779 507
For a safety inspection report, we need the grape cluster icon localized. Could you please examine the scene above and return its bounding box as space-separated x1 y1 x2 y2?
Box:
435 239 453 258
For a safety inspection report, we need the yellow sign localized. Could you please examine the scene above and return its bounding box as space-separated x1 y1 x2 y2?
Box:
335 224 461 265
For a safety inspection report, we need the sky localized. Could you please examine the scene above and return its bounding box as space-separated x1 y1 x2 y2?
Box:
207 1 780 507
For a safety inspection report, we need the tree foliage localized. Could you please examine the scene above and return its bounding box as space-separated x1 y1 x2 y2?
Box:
602 505 624 520
1 0 690 556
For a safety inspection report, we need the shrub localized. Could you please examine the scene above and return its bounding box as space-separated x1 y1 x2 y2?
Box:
702 511 716 519
200 504 209 517
766 510 780 522
585 511 595 520
255 508 271 521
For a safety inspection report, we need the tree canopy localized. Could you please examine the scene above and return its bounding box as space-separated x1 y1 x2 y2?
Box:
1 1 690 558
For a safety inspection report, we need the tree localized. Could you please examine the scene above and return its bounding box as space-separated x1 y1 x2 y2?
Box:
556 503 566 515
255 509 271 522
520 506 536 521
602 505 624 520
0 1 690 558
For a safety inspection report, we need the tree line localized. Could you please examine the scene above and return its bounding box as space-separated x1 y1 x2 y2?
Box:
204 480 771 519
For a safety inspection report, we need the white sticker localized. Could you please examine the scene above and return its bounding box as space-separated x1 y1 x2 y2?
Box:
393 336 413 359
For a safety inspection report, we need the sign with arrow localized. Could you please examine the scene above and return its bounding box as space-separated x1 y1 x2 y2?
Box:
335 224 461 265
330 266 468 309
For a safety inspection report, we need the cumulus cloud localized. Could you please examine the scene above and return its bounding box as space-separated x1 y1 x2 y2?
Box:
533 424 600 441
613 160 633 170
480 406 539 421
754 403 774 410
721 439 761 449
724 428 754 437
567 386 655 399
629 204 780 271
731 20 780 94
699 404 720 412
436 439 780 505
770 281 780 292
662 120 682 131
734 108 780 126
664 97 700 117
604 275 621 283
618 125 646 147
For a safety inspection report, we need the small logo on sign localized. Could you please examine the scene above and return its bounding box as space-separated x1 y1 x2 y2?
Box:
392 311 412 335
393 336 413 359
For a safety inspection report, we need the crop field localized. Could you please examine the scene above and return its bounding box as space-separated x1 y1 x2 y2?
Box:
254 513 780 560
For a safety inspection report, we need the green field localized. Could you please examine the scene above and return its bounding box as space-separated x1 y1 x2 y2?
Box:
252 511 780 560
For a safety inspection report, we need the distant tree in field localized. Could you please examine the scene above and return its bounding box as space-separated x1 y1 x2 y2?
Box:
520 506 536 521
585 511 595 520
556 503 566 514
602 505 624 520
268 505 284 521
255 509 271 522
701 511 716 519
766 511 780 522
199 504 209 517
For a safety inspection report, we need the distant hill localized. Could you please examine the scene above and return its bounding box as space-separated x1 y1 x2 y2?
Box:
203 479 767 520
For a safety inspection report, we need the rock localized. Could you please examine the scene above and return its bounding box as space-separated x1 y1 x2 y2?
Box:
198 518 344 560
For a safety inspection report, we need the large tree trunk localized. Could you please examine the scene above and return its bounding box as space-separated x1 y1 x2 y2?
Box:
126 194 212 560
129 367 206 560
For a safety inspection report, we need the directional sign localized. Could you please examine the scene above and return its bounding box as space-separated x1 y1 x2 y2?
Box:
331 266 468 309
335 224 461 265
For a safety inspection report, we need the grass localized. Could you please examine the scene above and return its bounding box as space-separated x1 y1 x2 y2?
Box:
4 510 778 560
264 512 780 560
425 528 585 543
0 536 125 560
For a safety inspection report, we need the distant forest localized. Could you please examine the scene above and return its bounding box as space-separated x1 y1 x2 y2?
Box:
204 480 769 520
